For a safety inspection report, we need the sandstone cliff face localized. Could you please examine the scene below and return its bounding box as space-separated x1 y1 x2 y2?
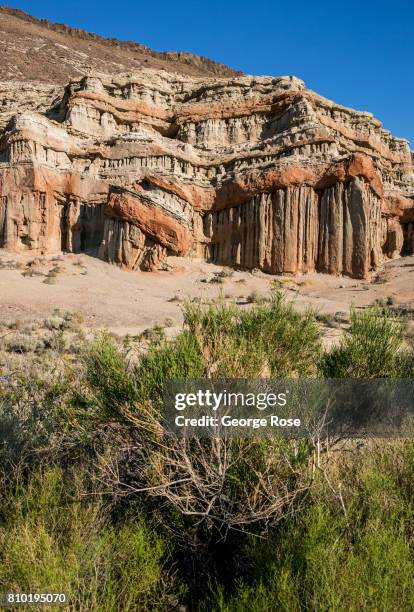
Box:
0 69 413 278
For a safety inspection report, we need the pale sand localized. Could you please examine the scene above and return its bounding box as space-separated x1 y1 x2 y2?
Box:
1 251 413 341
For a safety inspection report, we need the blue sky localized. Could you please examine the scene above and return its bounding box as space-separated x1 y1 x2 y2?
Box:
8 0 414 146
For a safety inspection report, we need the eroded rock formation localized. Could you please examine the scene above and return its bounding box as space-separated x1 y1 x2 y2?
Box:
0 70 413 278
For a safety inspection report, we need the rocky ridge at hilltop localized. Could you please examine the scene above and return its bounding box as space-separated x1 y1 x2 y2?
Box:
0 5 241 82
0 69 413 278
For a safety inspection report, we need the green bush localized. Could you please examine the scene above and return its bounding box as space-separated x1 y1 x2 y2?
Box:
209 443 414 611
213 509 414 612
0 467 179 611
135 331 205 404
321 308 410 378
184 292 321 378
85 334 138 414
85 294 321 411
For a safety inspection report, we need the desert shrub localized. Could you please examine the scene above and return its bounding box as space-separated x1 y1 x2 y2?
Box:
208 442 414 611
4 333 42 353
217 268 234 279
85 331 204 412
212 507 414 611
44 315 66 330
183 292 320 378
138 325 166 344
0 353 83 476
135 331 205 404
0 467 178 611
245 290 260 303
85 334 138 415
82 299 318 539
321 308 410 378
143 435 313 544
85 294 320 409
43 275 57 284
43 309 84 334
4 297 414 610
237 293 320 377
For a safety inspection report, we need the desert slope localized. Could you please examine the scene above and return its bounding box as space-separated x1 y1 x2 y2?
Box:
0 5 240 82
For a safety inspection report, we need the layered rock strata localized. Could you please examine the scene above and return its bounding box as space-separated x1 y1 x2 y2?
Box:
0 70 413 278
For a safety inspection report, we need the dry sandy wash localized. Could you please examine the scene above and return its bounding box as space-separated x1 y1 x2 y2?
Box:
1 251 414 345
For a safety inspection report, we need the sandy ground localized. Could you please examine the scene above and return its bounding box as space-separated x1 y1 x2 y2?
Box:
1 250 414 341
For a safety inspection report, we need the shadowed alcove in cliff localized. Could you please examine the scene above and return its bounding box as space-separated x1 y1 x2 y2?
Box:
0 196 7 248
59 200 105 256
402 222 414 256
60 201 69 251
73 203 105 255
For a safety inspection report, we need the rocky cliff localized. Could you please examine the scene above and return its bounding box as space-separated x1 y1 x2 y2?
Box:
0 68 413 278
